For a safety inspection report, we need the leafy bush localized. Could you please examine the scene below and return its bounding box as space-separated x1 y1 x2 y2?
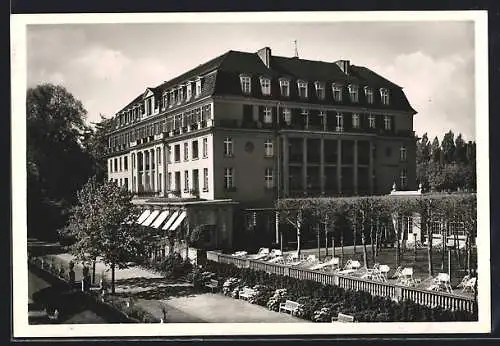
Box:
266 289 289 311
248 285 273 306
154 253 193 279
222 278 240 296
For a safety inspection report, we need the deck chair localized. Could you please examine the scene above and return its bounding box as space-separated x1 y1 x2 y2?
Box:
391 266 403 280
248 248 270 260
398 267 417 286
232 251 248 257
462 277 476 293
457 275 471 289
378 265 390 282
267 255 284 264
338 260 361 275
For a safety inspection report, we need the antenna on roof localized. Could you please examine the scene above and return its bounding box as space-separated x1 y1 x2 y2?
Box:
293 40 299 58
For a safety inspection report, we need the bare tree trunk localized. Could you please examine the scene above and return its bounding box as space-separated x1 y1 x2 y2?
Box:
466 233 471 274
370 220 375 265
92 258 96 285
395 227 401 268
332 232 336 259
353 218 357 254
361 231 368 269
324 223 328 259
296 225 301 259
340 231 344 268
111 262 116 295
427 221 434 277
441 223 447 271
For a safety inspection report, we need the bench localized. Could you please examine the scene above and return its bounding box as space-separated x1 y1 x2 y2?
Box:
279 300 300 315
205 279 219 292
239 287 257 300
331 312 355 323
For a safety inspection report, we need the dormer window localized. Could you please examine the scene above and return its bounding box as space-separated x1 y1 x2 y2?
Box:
279 79 290 97
348 84 359 103
195 78 202 97
145 97 153 115
332 83 343 102
336 112 344 132
240 75 251 94
282 108 292 125
368 114 376 128
169 90 175 107
260 77 271 96
178 86 184 104
380 88 390 105
297 80 308 98
162 93 168 110
314 81 325 100
186 82 192 101
364 87 374 104
263 107 272 124
352 113 360 128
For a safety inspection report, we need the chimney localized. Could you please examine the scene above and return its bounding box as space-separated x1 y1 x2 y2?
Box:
335 60 350 75
257 47 271 68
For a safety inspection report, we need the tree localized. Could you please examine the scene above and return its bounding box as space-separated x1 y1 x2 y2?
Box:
441 131 456 164
27 83 94 240
454 134 467 164
82 114 114 182
430 137 441 163
63 178 157 294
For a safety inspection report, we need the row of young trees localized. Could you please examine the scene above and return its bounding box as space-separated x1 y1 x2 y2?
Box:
416 131 476 192
277 193 477 277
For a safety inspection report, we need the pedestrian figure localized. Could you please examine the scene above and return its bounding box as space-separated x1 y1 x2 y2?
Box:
161 305 168 322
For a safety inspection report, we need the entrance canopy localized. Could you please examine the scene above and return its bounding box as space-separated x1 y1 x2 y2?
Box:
151 210 170 229
169 211 187 231
162 210 180 231
142 210 160 227
136 209 151 224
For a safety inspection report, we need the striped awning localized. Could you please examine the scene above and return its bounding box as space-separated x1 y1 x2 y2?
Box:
136 209 151 224
151 210 170 229
162 210 180 231
169 211 187 231
141 210 160 227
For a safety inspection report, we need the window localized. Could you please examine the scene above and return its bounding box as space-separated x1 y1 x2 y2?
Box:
336 112 344 132
186 82 192 101
400 168 408 189
158 173 162 192
380 88 390 105
195 79 202 97
332 84 343 102
184 170 189 192
384 116 392 130
124 156 128 170
203 168 209 192
174 144 180 162
167 145 172 163
192 140 199 159
224 137 233 157
145 98 153 115
365 87 374 104
202 137 208 158
297 80 308 98
263 107 272 124
240 75 251 94
352 113 360 129
224 168 234 189
319 111 327 128
157 148 161 165
260 77 271 96
119 157 122 171
369 114 376 129
184 142 189 161
265 168 274 189
348 84 359 103
178 87 184 104
168 172 172 191
175 171 181 191
301 109 309 128
264 139 273 157
192 169 199 192
132 154 136 169
169 91 175 107
279 79 290 97
315 81 325 100
283 108 292 125
109 159 113 173
400 145 407 161
124 178 129 190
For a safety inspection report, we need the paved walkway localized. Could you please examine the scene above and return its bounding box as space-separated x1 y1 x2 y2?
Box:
41 253 306 323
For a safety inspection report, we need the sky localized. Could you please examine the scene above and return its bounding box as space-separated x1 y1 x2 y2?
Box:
26 20 476 141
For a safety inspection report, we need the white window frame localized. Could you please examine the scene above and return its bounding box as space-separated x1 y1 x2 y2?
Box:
178 87 184 104
348 84 359 103
203 168 209 192
202 137 208 158
168 172 172 191
184 170 190 192
263 107 273 124
265 168 274 189
260 77 271 96
380 88 390 105
319 110 327 129
297 80 308 98
169 91 175 107
186 82 192 101
264 139 273 157
279 79 290 97
369 114 376 129
400 168 408 189
384 116 392 130
352 113 360 129
336 112 344 132
400 145 407 161
283 108 292 125
332 84 343 102
240 75 251 94
364 87 374 104
195 79 202 98
224 137 233 157
315 81 325 100
184 142 189 161
224 167 234 189
157 148 161 165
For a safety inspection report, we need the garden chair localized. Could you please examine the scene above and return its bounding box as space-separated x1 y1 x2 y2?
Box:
338 260 361 275
378 265 390 282
457 275 471 289
267 256 285 264
391 266 403 280
462 277 476 293
232 251 248 257
310 257 339 271
398 267 418 287
248 248 270 260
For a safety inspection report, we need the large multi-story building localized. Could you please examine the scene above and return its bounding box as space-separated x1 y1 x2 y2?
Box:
105 47 417 252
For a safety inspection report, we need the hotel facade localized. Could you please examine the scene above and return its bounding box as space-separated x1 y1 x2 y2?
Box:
105 47 417 252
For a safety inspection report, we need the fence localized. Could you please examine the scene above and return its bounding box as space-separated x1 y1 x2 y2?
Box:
207 251 475 313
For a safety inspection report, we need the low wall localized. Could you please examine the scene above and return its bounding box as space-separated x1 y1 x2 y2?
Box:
206 251 475 313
